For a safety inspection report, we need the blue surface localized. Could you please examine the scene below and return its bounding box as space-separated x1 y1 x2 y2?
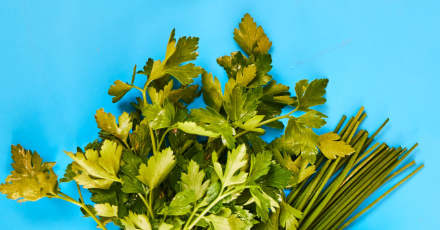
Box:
0 0 438 229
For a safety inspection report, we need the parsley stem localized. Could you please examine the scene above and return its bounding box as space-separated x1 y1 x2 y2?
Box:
76 183 85 204
342 142 382 185
260 106 299 126
132 85 147 105
149 189 154 214
158 128 172 149
214 107 301 156
149 126 158 154
132 85 144 93
183 203 201 230
54 192 107 230
232 106 300 146
138 192 154 219
186 186 243 230
130 64 137 85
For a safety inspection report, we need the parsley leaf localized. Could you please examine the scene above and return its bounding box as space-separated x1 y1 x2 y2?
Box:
142 102 175 130
95 203 118 217
318 132 355 159
95 109 132 142
248 151 272 182
146 29 203 86
190 107 236 149
65 140 123 189
137 147 176 189
223 81 263 123
181 160 210 200
108 80 133 103
205 214 246 230
276 118 319 162
295 79 329 111
0 145 58 202
234 13 272 55
120 211 152 230
201 72 223 111
213 144 248 187
280 202 302 230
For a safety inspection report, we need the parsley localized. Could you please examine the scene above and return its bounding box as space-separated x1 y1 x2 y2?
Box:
0 14 423 230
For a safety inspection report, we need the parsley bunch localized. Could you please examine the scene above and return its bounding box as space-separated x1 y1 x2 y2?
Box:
0 14 422 230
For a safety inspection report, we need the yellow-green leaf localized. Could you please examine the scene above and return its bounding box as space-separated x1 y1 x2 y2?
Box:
158 223 173 230
65 140 122 189
166 30 200 65
319 132 355 159
137 148 176 189
294 79 329 110
108 80 133 103
234 13 272 55
147 29 203 85
94 203 118 217
236 64 256 87
165 63 203 85
280 202 302 230
147 80 173 105
181 160 210 200
214 144 248 187
0 145 58 202
205 214 246 230
68 162 114 189
296 110 327 128
95 109 132 141
201 72 223 111
147 60 166 85
238 115 265 133
121 211 152 230
176 121 220 138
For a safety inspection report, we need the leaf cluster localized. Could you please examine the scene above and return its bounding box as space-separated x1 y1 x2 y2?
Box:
0 13 422 230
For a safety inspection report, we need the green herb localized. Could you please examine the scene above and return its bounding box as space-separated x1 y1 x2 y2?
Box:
0 13 422 230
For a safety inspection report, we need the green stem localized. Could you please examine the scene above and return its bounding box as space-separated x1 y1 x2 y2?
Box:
316 144 417 229
333 115 347 133
149 126 157 154
158 128 172 149
184 203 201 230
314 148 402 229
132 85 147 105
294 160 330 209
301 159 338 218
76 183 85 204
132 85 144 93
235 107 299 139
54 192 107 230
342 142 382 186
138 192 154 219
299 135 367 230
186 187 242 230
340 164 423 229
330 161 417 229
149 189 154 216
217 107 300 156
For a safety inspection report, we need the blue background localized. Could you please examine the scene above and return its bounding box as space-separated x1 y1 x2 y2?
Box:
0 0 438 229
